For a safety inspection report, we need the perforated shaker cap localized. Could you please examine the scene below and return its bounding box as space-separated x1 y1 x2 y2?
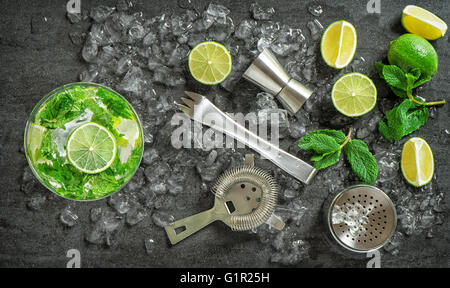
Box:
327 185 397 253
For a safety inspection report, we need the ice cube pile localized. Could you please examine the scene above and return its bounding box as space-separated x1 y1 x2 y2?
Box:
19 0 446 265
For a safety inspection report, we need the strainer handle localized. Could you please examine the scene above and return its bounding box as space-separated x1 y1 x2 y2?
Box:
164 208 218 245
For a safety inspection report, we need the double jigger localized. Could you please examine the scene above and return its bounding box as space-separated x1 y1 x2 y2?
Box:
243 48 313 115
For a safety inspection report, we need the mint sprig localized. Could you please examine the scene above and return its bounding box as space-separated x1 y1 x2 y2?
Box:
298 128 378 184
375 62 445 140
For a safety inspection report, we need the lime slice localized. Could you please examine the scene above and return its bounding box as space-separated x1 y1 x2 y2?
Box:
188 41 232 85
321 20 357 69
331 73 377 117
401 137 434 187
67 122 117 174
28 124 47 162
402 5 447 40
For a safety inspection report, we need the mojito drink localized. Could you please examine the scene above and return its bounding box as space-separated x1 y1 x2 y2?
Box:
25 83 143 200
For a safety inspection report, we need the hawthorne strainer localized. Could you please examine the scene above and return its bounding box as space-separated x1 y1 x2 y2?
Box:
327 184 397 253
165 155 284 245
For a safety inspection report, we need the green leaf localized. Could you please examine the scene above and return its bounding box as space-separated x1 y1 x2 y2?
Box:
38 91 83 129
389 85 408 98
306 129 347 144
344 139 378 184
298 133 341 155
375 62 385 79
40 130 54 159
382 65 407 91
378 99 429 140
412 75 432 89
312 150 341 170
96 88 133 119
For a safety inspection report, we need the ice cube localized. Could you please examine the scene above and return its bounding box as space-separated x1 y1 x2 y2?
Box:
167 175 184 196
142 148 160 166
144 238 156 255
207 17 235 42
249 3 275 21
235 19 256 40
255 92 277 110
307 20 323 41
308 4 323 17
127 23 146 43
116 0 132 11
108 192 131 214
79 65 99 82
60 206 79 227
90 207 103 222
151 211 175 227
69 31 87 45
203 3 230 29
167 44 190 67
82 36 99 63
126 207 147 226
90 6 116 23
383 231 404 255
144 162 171 183
149 182 168 195
67 12 82 24
118 66 147 94
27 194 46 211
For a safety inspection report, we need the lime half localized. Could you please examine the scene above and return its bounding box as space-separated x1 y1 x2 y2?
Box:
401 137 434 187
67 122 117 174
402 5 447 40
188 41 232 85
331 73 377 117
321 20 357 69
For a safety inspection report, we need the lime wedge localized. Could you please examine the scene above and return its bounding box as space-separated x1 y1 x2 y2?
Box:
402 5 447 40
401 137 434 187
67 122 117 174
321 20 357 69
188 41 232 85
331 73 377 117
28 124 47 162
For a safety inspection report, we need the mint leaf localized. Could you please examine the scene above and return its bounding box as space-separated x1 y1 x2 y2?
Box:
344 139 378 184
39 91 83 129
382 65 407 91
389 85 408 98
96 88 133 119
378 99 429 140
312 150 341 170
306 129 346 144
298 133 341 154
375 62 385 78
412 75 432 89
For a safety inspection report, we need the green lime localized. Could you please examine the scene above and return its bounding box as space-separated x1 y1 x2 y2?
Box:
67 122 117 174
331 73 377 117
188 41 232 85
387 33 438 77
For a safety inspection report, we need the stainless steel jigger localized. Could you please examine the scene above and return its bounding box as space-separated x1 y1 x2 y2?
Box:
243 49 313 115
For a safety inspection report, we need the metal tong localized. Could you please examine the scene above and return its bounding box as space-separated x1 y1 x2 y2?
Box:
177 91 317 184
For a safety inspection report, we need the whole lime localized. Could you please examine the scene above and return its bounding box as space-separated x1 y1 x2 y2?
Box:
387 33 438 77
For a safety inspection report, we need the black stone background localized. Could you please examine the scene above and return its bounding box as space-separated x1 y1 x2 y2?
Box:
0 0 448 267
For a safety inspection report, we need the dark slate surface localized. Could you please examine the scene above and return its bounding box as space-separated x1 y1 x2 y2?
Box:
0 0 448 267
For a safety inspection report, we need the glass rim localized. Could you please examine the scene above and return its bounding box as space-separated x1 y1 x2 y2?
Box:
24 82 144 202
